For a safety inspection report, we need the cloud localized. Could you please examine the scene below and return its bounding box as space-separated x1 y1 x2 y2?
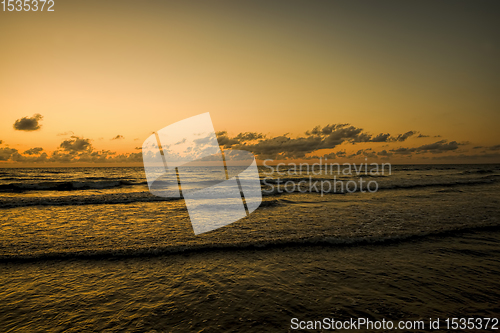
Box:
308 148 378 160
1 147 47 162
220 124 364 159
50 135 143 163
377 150 393 157
0 140 3 144
67 151 143 163
0 122 487 164
305 124 349 136
13 152 49 163
235 132 264 141
59 136 92 152
371 133 391 142
193 134 218 147
23 147 44 155
390 140 463 156
13 114 44 131
216 131 264 148
217 124 419 159
415 140 462 153
0 134 143 164
488 144 500 151
319 152 337 159
0 148 19 161
361 131 417 143
393 131 417 142
417 134 430 138
390 147 416 155
355 148 378 158
174 138 186 145
336 150 347 158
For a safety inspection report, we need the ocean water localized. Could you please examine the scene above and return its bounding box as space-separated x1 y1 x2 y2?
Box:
0 164 499 332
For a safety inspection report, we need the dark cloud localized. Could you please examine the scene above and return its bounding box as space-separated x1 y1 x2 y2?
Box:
0 140 3 144
309 149 378 160
0 137 142 164
1 147 48 162
59 136 92 152
390 147 416 155
218 124 418 159
305 124 349 136
377 150 393 157
488 144 500 151
78 150 116 163
13 152 48 163
48 150 76 163
216 131 264 148
0 148 19 161
390 140 463 156
23 147 44 155
336 151 347 158
217 134 240 148
220 124 364 159
321 152 337 159
357 148 377 158
111 135 124 140
13 114 43 131
343 149 378 159
393 131 417 142
75 151 143 163
371 133 391 142
417 134 430 138
1 122 485 164
243 135 323 159
415 140 461 153
235 132 264 141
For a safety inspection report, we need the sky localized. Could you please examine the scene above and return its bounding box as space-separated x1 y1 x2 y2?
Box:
1 0 499 165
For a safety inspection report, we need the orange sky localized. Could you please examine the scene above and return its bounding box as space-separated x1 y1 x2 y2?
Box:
1 0 499 165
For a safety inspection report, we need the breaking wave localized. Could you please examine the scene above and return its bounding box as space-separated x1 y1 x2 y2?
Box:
0 180 147 193
1 223 498 263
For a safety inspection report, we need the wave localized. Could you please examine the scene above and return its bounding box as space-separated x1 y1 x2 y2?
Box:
0 191 177 209
379 179 496 190
0 180 147 193
261 175 388 184
261 178 497 196
0 191 285 209
1 223 498 263
460 169 494 175
0 177 497 208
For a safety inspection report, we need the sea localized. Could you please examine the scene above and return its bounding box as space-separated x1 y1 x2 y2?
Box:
0 164 499 332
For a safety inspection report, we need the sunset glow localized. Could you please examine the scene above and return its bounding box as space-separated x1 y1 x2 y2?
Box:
1 1 499 165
